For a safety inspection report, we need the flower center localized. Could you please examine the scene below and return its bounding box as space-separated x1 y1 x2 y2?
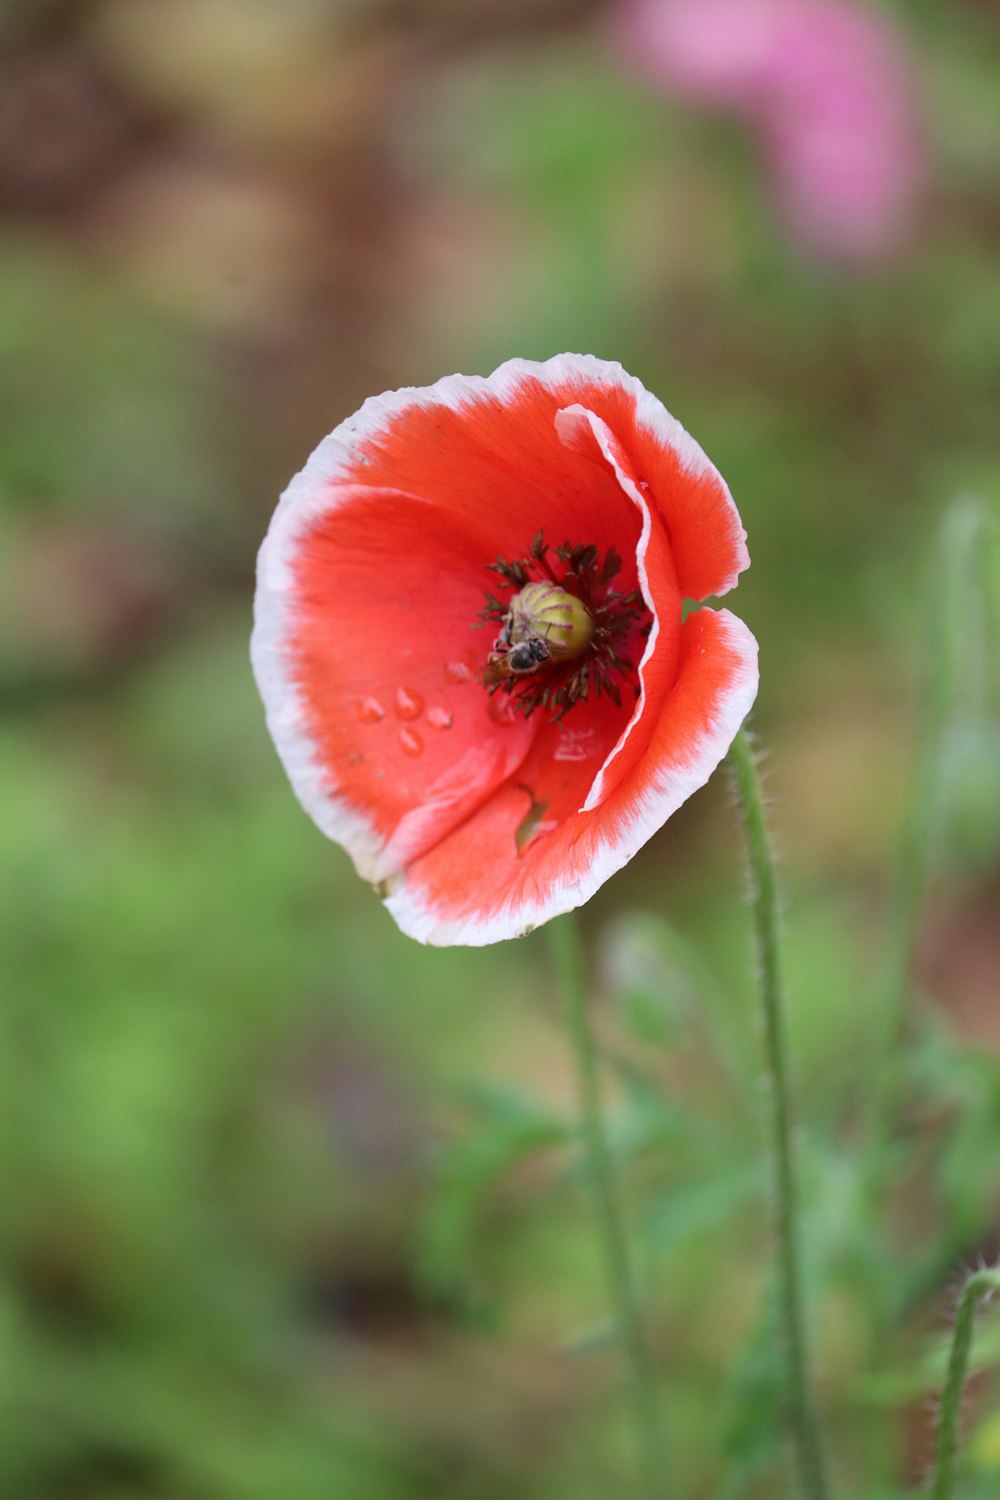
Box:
477 533 652 720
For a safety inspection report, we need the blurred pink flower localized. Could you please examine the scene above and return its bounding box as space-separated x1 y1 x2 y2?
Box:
613 0 922 263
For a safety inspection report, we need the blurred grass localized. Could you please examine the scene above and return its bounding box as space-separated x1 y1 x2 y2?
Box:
1 1 1000 1497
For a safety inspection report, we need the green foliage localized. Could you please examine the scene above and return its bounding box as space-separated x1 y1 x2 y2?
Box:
0 245 225 522
2 3 1000 1497
415 1084 571 1309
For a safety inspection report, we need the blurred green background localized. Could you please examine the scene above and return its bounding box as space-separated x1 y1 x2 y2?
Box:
1 1 999 1497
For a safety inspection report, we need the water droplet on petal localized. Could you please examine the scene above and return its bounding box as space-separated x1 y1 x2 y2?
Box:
399 727 424 758
427 707 453 730
357 697 385 724
445 661 473 684
395 686 425 720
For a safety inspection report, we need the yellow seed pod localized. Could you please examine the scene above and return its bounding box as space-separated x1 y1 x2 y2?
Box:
506 581 594 660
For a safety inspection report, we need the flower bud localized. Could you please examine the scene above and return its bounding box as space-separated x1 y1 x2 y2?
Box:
506 580 595 660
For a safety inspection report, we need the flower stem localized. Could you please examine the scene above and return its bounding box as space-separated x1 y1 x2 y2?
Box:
550 913 667 1499
728 726 828 1500
931 1266 1000 1500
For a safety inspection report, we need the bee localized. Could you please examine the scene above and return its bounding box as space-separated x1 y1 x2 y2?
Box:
481 635 551 687
479 580 594 691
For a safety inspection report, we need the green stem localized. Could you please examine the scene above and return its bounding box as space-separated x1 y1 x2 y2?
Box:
550 913 667 1498
931 1267 1000 1500
729 726 828 1500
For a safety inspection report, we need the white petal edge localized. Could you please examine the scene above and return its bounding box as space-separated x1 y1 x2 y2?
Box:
383 610 760 946
252 353 746 890
553 403 662 815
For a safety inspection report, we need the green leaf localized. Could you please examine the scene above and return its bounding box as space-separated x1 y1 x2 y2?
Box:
415 1088 570 1302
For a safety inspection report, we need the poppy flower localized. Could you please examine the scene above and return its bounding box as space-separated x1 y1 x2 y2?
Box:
252 354 758 945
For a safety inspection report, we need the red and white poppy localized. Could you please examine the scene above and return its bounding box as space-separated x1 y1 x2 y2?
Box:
252 355 758 945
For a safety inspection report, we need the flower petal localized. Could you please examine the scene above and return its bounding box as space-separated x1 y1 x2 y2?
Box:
286 354 747 601
385 607 759 945
553 403 682 811
252 483 540 884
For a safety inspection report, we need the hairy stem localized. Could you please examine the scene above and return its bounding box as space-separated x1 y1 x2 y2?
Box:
931 1267 1000 1500
550 913 668 1498
729 726 828 1500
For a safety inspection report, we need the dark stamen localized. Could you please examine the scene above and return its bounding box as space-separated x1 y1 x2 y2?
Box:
476 531 652 722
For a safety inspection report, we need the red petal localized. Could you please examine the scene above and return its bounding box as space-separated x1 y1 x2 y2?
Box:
552 403 682 810
386 608 759 944
314 356 748 601
254 483 539 883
